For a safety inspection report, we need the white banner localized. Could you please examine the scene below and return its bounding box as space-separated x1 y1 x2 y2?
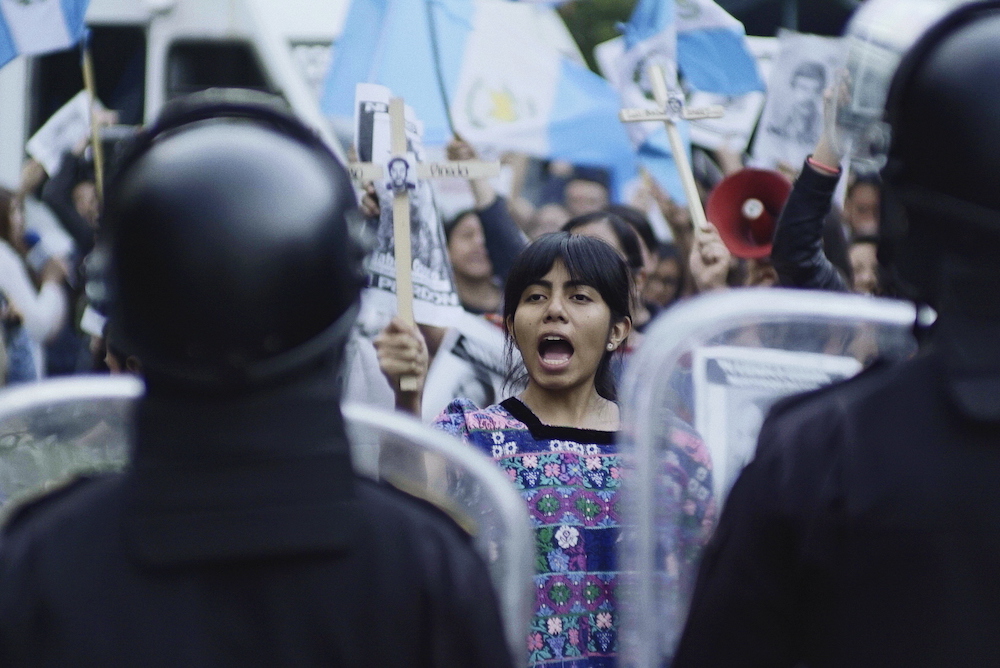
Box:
25 91 101 176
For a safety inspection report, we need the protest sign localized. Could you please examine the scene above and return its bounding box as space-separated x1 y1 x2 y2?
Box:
420 311 508 421
25 91 105 176
750 30 844 172
353 83 465 329
693 344 861 500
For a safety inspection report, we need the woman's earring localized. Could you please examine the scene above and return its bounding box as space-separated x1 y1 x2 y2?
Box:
607 342 615 351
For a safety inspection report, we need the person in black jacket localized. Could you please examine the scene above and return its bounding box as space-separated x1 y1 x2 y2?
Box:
675 1 1000 666
0 90 512 668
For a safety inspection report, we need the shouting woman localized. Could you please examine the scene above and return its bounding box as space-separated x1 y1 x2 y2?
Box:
377 232 715 666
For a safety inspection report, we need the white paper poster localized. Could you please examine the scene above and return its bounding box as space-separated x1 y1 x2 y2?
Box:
693 345 861 500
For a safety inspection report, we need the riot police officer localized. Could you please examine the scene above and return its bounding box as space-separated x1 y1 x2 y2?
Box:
674 1 1000 666
0 90 511 667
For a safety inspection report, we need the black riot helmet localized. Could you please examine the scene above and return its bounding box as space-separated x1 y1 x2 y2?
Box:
872 1 1000 304
93 89 364 389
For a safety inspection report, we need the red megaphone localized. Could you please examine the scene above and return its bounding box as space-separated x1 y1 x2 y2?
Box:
705 168 792 259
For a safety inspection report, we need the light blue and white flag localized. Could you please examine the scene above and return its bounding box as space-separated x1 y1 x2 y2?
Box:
673 0 765 96
322 0 637 197
0 0 90 70
615 0 764 98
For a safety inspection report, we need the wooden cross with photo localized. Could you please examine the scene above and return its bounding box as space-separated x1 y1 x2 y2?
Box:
619 64 724 235
348 96 499 391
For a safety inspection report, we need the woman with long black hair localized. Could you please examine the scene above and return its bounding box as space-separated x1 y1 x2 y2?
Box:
377 233 715 666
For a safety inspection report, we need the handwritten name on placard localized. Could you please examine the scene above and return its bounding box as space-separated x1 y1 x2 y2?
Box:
416 161 500 180
681 105 726 121
428 163 473 178
620 108 674 123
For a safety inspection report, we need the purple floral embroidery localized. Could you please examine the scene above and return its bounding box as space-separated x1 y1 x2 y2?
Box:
432 398 715 667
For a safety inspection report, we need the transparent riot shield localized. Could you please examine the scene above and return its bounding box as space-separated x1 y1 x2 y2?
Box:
617 288 919 668
0 377 533 665
343 402 535 663
0 374 142 519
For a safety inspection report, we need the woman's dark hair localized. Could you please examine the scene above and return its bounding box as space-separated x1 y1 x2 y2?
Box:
653 241 685 304
0 187 14 246
444 209 478 244
502 232 632 401
607 204 657 256
847 173 882 198
562 211 644 273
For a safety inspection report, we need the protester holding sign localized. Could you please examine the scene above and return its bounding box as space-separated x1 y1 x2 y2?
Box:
771 88 880 295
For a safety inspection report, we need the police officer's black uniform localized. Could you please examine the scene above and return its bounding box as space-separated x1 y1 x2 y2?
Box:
674 3 1000 666
0 91 511 667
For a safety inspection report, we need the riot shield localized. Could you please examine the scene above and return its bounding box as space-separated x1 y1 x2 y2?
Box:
343 402 535 663
0 374 141 519
0 377 533 664
617 288 919 668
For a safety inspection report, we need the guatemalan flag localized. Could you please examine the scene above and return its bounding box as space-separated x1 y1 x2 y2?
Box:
0 0 90 70
321 0 637 197
598 0 765 204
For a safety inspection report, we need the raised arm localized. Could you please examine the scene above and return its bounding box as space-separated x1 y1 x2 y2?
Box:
770 92 850 293
446 138 526 282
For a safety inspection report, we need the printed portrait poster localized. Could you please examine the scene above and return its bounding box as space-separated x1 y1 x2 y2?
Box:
692 345 861 501
750 30 844 173
419 310 510 422
353 83 464 328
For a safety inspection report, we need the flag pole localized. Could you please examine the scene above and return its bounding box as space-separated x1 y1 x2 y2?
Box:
80 40 105 204
423 0 458 138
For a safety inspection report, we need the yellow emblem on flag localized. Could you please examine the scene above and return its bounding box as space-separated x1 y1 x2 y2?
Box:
489 89 518 123
465 79 536 129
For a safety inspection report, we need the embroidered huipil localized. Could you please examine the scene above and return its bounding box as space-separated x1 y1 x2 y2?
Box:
434 397 715 668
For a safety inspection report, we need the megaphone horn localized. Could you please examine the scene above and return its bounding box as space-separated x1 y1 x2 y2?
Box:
705 168 792 259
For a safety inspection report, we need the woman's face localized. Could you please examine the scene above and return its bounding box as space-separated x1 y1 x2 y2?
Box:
644 256 680 307
850 242 879 295
448 214 493 280
509 259 627 395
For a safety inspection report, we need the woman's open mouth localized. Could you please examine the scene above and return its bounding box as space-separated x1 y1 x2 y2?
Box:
538 336 574 370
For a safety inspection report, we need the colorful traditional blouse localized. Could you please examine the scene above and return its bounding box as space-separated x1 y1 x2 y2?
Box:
433 397 715 668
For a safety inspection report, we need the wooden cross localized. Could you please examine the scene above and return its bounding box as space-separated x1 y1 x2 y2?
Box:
348 97 499 391
619 64 724 234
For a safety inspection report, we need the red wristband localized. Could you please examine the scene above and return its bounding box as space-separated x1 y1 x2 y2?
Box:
807 155 841 175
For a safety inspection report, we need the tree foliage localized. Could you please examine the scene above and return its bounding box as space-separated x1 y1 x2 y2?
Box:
558 0 639 74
